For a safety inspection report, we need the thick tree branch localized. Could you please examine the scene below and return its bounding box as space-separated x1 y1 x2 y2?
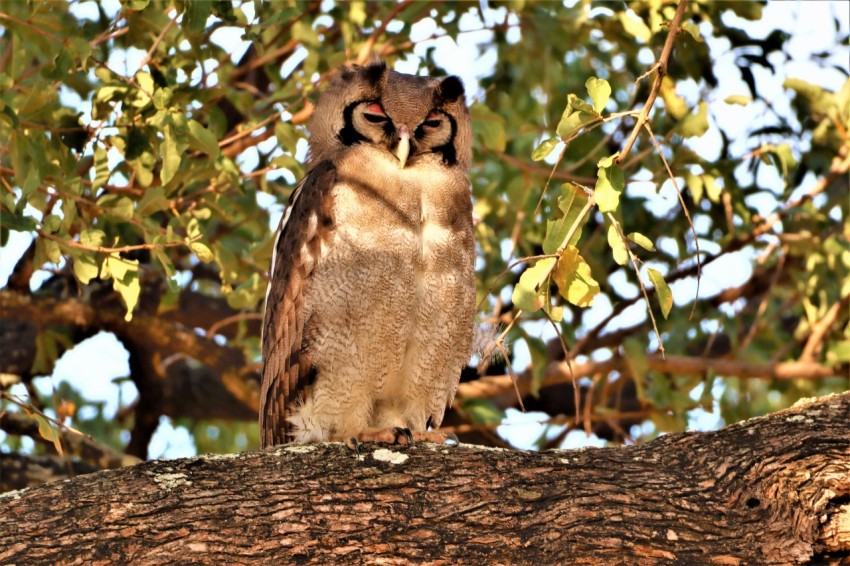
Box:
1 393 848 564
458 354 843 405
0 290 257 408
0 411 139 470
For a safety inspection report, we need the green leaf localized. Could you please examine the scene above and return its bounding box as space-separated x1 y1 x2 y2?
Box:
460 398 505 426
123 0 150 10
160 125 181 185
35 238 61 266
190 242 214 263
543 183 590 254
553 246 599 307
525 335 549 397
607 224 629 266
104 253 140 321
532 137 559 161
556 94 597 138
647 268 673 319
0 209 38 232
768 143 798 184
1 105 19 127
585 77 611 114
186 218 202 239
703 174 722 203
153 87 173 110
138 187 170 215
628 232 656 251
349 1 367 25
660 77 688 119
226 272 264 310
678 101 709 138
97 195 134 220
33 413 63 456
685 171 703 203
619 12 652 42
188 119 220 158
182 0 210 35
681 22 703 42
724 95 752 106
81 229 106 248
131 72 154 108
71 250 101 284
42 48 73 80
92 146 110 190
42 214 61 234
595 157 624 213
826 340 850 364
471 104 507 152
67 36 93 69
512 257 556 313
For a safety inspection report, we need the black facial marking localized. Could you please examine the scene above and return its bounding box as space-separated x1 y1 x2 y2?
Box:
363 61 387 86
382 121 395 137
437 76 465 103
338 100 369 146
363 113 388 124
432 112 458 166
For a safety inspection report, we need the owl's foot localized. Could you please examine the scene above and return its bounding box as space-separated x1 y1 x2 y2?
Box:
340 428 459 447
345 436 362 456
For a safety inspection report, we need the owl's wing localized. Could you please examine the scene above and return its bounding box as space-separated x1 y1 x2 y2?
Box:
260 161 336 448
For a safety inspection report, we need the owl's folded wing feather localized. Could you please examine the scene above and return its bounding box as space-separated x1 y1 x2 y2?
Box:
260 161 336 448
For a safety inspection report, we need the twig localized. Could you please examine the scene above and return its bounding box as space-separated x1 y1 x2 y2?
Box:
608 213 664 358
206 312 263 338
38 230 199 255
615 0 688 165
643 121 701 317
136 15 176 73
0 11 64 43
800 294 850 363
355 0 416 64
739 251 786 352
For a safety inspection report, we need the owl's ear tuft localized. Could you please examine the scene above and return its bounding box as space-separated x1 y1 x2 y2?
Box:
438 76 465 103
363 61 388 86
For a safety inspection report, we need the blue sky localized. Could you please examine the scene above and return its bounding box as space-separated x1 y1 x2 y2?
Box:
1 1 848 457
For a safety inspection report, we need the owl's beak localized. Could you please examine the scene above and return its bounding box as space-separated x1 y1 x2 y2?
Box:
395 126 411 168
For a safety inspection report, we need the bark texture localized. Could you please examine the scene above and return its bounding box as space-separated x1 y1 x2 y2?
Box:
1 392 849 565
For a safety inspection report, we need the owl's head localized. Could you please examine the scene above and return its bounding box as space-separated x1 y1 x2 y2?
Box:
307 61 472 171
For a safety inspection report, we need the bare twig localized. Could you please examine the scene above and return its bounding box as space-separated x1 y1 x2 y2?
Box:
643 122 701 317
136 15 176 73
355 0 416 64
615 0 688 164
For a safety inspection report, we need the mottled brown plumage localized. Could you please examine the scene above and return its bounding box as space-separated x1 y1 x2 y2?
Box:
260 61 475 448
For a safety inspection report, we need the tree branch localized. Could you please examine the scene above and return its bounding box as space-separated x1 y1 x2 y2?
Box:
616 0 688 164
458 354 842 405
2 393 848 563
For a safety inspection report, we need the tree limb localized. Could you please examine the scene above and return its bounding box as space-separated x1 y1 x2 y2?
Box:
1 393 848 564
458 354 844 405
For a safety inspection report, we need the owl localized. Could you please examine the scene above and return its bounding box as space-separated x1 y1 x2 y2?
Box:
259 61 476 449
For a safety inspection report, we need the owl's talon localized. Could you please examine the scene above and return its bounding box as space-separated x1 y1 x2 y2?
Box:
392 427 414 446
443 432 460 447
345 436 361 456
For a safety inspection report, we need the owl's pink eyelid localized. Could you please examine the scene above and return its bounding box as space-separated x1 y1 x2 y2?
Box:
365 102 386 115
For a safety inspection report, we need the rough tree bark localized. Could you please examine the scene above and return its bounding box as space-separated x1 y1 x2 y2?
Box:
1 392 848 565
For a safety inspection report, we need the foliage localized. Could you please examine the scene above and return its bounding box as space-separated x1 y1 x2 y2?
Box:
0 0 848 462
